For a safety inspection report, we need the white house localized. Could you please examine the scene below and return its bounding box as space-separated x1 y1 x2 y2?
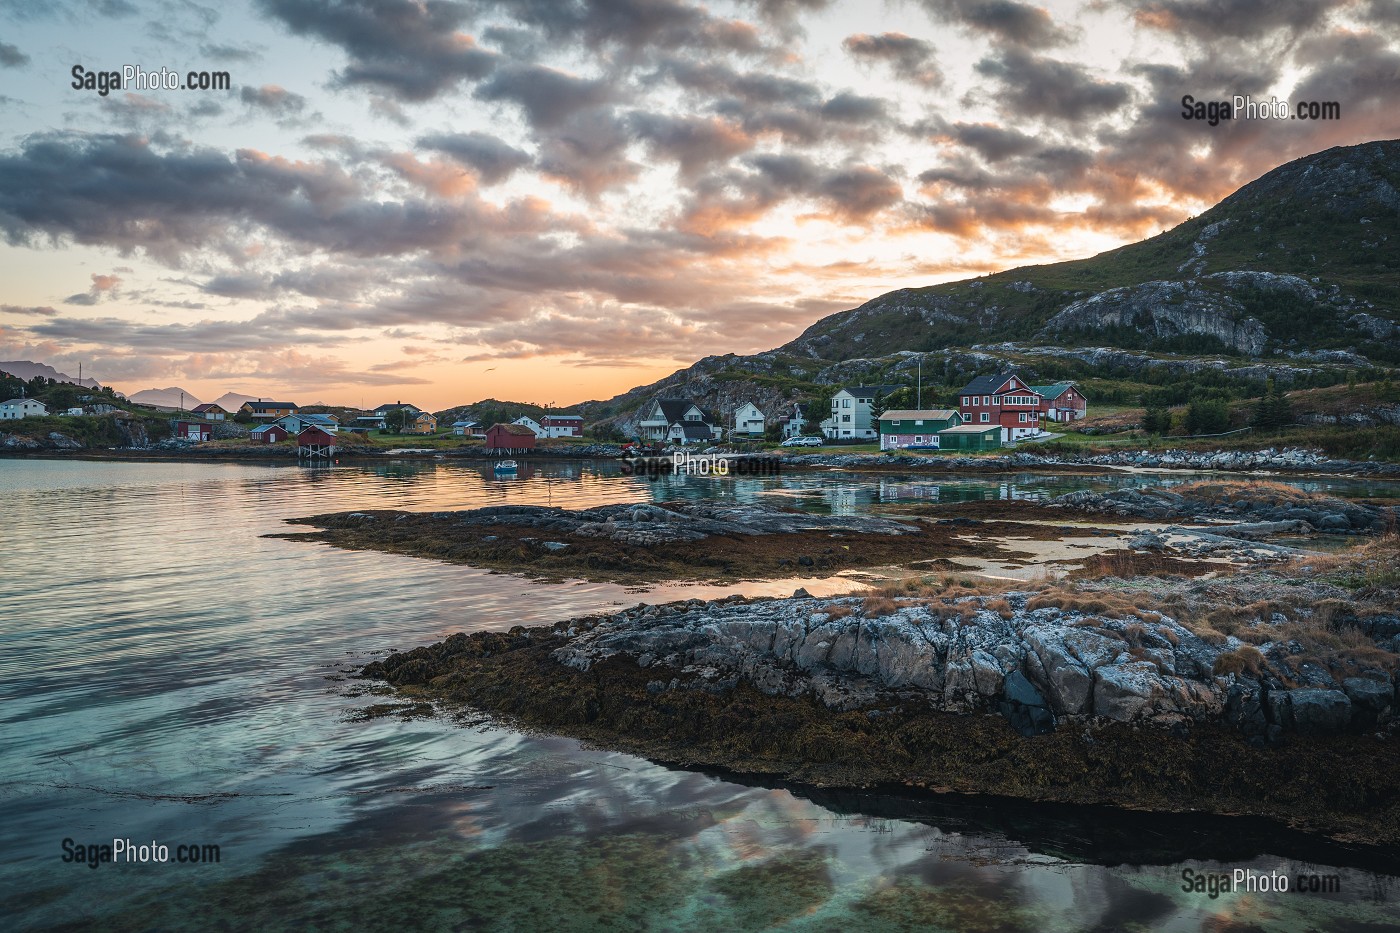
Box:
638 398 722 444
779 403 807 439
540 414 584 438
512 416 547 437
731 402 765 437
0 398 48 420
825 385 903 440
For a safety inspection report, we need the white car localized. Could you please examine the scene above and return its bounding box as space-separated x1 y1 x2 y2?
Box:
781 436 824 447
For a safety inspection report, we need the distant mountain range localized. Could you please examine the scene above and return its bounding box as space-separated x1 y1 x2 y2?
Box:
127 387 201 408
0 360 101 389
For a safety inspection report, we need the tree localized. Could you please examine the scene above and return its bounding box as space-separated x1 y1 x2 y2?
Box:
1251 378 1292 431
1185 399 1230 435
384 408 409 433
1142 407 1172 435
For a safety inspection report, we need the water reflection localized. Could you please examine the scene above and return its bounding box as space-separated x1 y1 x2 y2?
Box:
1 459 1396 930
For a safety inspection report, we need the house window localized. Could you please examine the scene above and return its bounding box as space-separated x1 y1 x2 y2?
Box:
915 436 923 443
842 399 851 408
842 414 851 423
980 413 989 423
962 396 969 405
1019 413 1027 423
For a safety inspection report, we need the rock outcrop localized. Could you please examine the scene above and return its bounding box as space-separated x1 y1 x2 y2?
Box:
537 593 1396 739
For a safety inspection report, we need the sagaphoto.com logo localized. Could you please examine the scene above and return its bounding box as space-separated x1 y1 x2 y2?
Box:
1181 94 1341 126
72 64 231 96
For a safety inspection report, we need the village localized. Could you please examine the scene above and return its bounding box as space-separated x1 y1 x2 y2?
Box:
0 371 1088 458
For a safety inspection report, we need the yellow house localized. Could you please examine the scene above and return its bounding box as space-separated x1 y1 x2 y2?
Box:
406 412 437 435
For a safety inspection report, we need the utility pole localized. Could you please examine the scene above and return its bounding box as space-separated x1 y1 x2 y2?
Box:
917 357 923 410
179 391 184 412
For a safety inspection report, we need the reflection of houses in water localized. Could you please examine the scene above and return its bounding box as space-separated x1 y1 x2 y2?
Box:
876 479 1048 504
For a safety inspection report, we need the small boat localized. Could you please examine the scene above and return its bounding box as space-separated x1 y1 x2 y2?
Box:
493 459 518 474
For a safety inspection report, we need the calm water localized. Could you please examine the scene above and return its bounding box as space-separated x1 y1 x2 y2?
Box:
2 458 1397 931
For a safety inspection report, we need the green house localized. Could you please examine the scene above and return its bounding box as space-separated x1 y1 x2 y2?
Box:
936 424 1002 452
878 409 963 450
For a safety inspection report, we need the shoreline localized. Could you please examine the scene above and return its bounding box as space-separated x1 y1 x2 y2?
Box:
5 443 1400 480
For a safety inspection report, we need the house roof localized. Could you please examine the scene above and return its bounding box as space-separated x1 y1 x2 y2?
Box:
957 373 1021 395
544 414 582 421
1 398 44 406
1029 383 1079 400
488 422 537 436
245 400 297 409
452 419 477 427
354 414 385 422
297 426 337 441
678 423 713 439
837 385 903 398
191 403 224 412
938 424 1001 434
655 398 701 423
372 402 420 413
250 424 286 435
880 409 960 421
284 412 337 425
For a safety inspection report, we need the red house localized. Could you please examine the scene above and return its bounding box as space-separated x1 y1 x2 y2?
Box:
173 420 213 441
297 426 337 457
1031 382 1089 423
251 424 288 443
485 422 537 453
540 414 584 437
956 373 1044 443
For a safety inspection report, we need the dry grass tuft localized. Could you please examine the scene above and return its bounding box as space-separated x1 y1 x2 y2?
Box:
1214 645 1268 677
861 596 899 617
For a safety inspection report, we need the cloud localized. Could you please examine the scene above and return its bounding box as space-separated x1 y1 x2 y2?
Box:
240 84 308 116
256 0 496 101
1132 0 1341 40
974 49 1131 121
0 304 56 316
417 131 532 184
923 0 1072 48
64 271 123 305
0 42 29 67
628 112 753 179
842 32 943 87
474 64 614 129
0 133 563 262
478 0 769 56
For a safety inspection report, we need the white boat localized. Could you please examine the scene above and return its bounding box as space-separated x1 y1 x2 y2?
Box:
493 459 518 473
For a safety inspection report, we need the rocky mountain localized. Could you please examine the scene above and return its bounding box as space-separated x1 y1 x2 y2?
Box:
128 386 202 408
578 139 1400 427
0 360 101 389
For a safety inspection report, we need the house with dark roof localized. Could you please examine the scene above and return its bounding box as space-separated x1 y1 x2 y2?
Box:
1030 382 1089 423
240 399 299 420
191 403 227 420
956 373 1044 442
826 385 903 440
373 401 421 416
778 402 807 439
637 398 722 444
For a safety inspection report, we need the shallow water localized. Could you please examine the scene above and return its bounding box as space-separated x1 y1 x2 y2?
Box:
2 458 1397 930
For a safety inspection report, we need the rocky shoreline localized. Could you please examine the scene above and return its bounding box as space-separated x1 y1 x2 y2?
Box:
361 531 1400 845
276 501 1105 584
5 434 1400 477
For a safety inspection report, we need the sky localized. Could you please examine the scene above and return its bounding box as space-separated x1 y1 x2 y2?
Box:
1 0 1398 409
